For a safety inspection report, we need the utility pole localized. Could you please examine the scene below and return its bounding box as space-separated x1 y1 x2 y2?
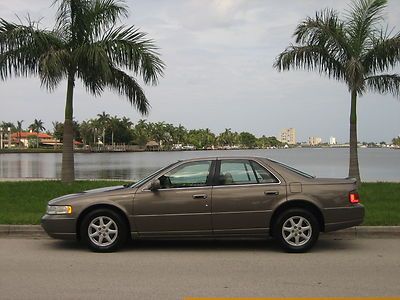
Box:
8 127 11 148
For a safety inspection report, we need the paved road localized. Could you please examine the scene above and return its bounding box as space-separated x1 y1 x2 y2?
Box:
0 237 399 299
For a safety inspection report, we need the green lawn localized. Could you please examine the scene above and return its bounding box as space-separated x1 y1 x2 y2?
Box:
359 182 400 226
0 181 399 225
0 181 128 224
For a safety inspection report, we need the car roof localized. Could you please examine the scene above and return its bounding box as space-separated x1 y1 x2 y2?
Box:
177 156 269 162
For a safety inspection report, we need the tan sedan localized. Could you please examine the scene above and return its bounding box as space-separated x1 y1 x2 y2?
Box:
41 157 364 252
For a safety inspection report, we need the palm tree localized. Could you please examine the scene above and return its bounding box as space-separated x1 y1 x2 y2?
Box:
274 0 400 183
79 120 92 146
133 119 150 147
108 116 120 146
97 111 110 145
0 0 165 183
16 120 24 148
121 117 133 129
29 119 45 148
218 128 236 147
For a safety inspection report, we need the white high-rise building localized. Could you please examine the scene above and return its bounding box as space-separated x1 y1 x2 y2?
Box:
279 128 296 145
309 136 322 145
329 136 337 145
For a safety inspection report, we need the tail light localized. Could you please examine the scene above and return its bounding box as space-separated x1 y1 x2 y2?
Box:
349 192 360 204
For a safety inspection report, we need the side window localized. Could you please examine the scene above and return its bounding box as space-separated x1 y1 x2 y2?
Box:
250 161 279 184
158 161 211 189
219 161 257 185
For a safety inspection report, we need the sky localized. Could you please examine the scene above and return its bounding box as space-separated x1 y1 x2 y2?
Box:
0 0 399 143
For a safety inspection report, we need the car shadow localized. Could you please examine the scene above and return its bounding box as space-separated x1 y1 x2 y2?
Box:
125 239 280 252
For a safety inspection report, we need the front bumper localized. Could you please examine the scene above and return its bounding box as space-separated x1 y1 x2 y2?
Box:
41 214 77 240
323 204 365 232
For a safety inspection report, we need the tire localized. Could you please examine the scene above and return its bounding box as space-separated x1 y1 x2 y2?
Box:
80 208 127 252
274 208 319 253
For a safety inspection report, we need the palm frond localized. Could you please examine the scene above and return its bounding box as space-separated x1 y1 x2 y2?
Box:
54 0 93 45
75 42 112 77
39 48 70 90
345 0 387 54
106 65 150 115
294 8 350 61
98 25 165 84
363 33 400 73
274 45 346 81
89 0 128 38
0 18 66 81
365 74 400 97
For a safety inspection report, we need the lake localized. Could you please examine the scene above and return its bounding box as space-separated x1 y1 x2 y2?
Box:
0 148 399 182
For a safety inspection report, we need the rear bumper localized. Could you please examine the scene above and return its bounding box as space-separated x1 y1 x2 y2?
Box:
41 214 77 240
323 204 365 232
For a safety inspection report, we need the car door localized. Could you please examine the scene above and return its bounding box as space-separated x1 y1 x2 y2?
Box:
212 159 286 235
133 160 214 236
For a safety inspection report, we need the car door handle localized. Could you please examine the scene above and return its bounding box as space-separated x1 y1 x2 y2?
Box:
192 194 208 199
264 191 279 196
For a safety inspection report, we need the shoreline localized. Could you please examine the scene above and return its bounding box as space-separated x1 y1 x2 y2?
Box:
0 146 398 154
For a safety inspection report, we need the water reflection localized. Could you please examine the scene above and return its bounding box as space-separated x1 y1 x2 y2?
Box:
0 148 399 181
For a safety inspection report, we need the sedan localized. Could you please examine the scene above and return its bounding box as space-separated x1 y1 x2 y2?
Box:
41 157 364 252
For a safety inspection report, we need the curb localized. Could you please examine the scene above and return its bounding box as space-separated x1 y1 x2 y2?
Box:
0 225 399 239
0 225 47 238
321 226 400 239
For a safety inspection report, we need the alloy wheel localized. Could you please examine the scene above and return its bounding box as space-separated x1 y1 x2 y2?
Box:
281 215 312 247
88 216 119 247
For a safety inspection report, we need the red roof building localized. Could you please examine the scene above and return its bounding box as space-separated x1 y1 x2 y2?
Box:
11 132 53 139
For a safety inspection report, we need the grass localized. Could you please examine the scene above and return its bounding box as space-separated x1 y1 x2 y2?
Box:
0 180 128 225
0 181 399 226
359 182 400 226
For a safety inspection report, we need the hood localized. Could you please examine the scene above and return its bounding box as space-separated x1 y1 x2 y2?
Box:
83 185 126 194
48 185 126 205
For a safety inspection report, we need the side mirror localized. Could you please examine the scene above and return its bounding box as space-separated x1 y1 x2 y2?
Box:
149 179 161 191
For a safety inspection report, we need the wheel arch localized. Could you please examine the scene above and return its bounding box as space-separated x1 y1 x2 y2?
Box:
76 203 131 240
269 199 325 236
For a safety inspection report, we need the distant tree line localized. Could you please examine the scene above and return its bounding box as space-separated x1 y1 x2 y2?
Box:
1 114 283 150
393 137 400 146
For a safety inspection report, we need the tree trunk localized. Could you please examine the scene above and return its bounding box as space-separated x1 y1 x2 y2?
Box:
61 74 75 183
348 90 361 184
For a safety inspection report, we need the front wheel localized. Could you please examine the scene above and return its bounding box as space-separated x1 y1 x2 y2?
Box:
274 208 319 253
80 209 127 252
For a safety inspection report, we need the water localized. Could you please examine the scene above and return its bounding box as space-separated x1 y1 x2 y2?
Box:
0 148 399 181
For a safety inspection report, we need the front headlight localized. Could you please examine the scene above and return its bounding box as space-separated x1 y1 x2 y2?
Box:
46 205 72 215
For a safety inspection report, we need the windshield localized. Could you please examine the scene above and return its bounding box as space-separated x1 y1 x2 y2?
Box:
127 162 178 188
269 159 315 178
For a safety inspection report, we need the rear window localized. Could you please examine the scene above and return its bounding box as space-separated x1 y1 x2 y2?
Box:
269 159 314 178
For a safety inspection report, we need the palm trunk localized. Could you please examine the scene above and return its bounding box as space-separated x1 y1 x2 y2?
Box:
61 74 75 183
348 90 361 184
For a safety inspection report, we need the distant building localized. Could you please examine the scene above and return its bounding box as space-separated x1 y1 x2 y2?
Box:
11 131 53 148
309 136 322 146
145 140 160 151
329 136 337 145
279 128 296 145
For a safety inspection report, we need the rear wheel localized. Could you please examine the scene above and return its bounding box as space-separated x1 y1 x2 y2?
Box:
80 209 127 252
274 208 319 253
